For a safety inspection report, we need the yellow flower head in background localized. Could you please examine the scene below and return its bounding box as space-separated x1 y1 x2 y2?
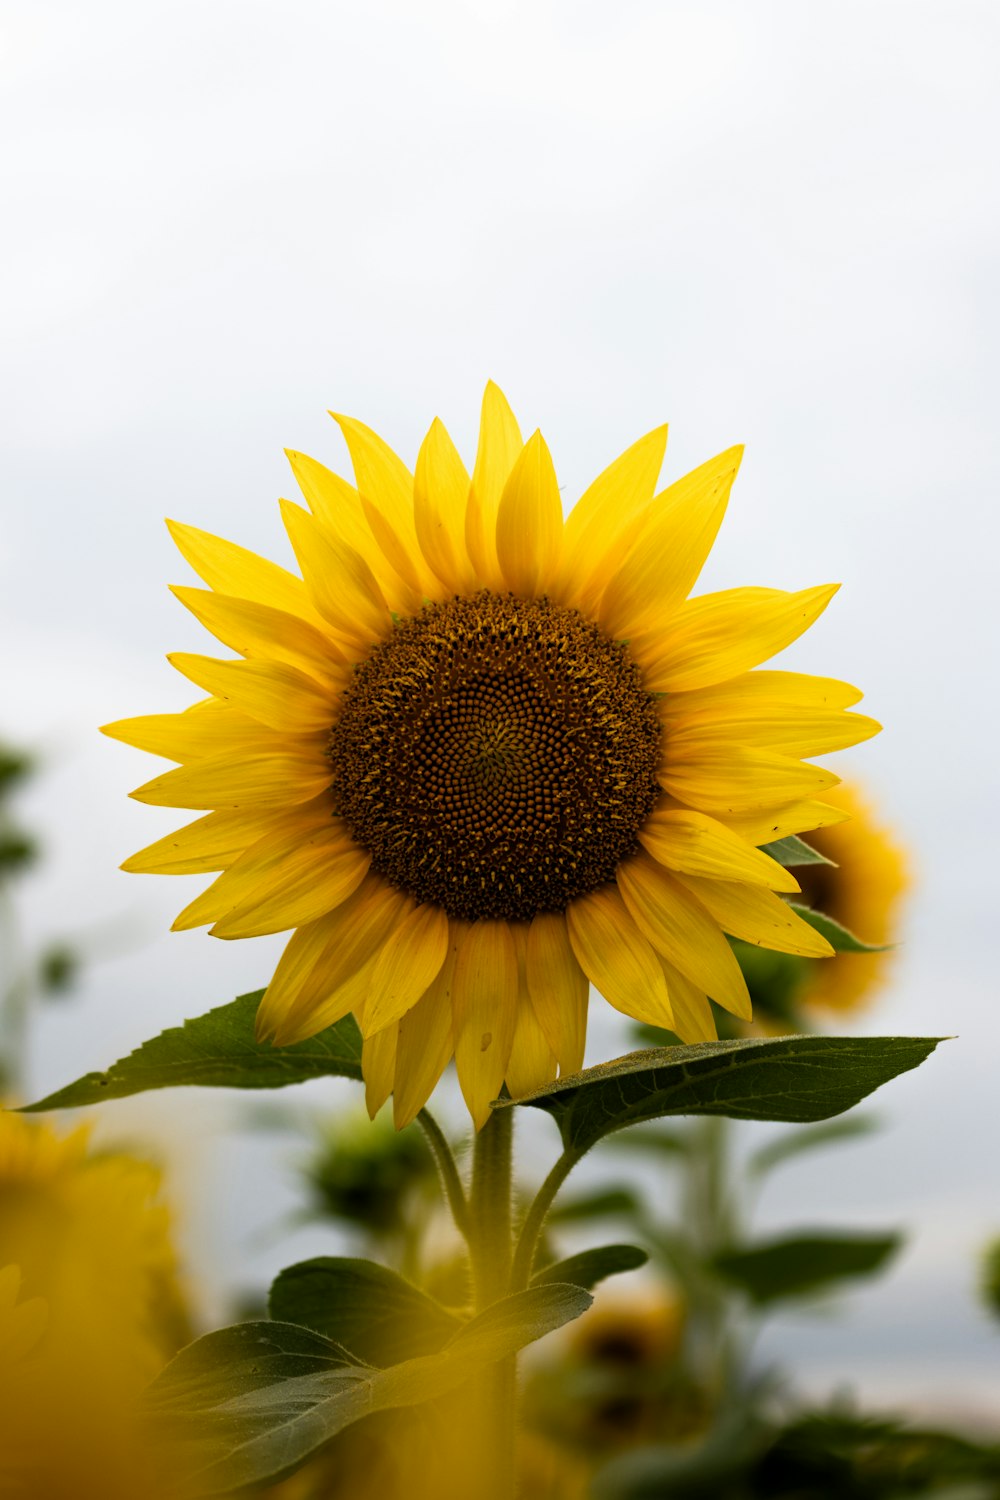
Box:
0 1261 46 1379
106 385 879 1127
0 1112 189 1497
790 781 909 1015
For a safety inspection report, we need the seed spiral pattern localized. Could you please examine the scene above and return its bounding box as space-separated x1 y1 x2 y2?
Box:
328 592 662 922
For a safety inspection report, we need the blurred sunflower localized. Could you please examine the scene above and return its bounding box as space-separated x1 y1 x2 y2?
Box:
0 1112 189 1497
789 781 908 1015
0 1262 46 1378
521 1287 701 1477
106 385 878 1126
730 781 908 1030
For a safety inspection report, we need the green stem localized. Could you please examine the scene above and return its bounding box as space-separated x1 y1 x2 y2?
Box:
416 1107 469 1241
466 1109 516 1500
509 1147 580 1292
470 1107 513 1307
683 1114 738 1395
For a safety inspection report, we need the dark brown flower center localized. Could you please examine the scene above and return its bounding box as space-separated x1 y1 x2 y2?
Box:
328 592 662 922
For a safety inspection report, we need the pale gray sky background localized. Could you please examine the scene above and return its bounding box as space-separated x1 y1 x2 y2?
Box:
2 0 998 1415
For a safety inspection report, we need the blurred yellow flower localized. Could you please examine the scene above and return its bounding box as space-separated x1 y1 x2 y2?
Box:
0 1261 46 1374
569 1288 686 1372
0 1112 189 1499
522 1287 703 1481
107 385 878 1126
792 781 909 1014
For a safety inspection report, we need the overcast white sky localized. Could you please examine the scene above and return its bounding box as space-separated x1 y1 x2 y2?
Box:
2 0 998 1412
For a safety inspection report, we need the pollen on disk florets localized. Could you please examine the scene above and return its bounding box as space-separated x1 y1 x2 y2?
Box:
328 591 662 922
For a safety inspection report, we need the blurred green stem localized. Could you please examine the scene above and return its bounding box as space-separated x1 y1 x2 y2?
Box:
468 1109 516 1499
684 1115 738 1394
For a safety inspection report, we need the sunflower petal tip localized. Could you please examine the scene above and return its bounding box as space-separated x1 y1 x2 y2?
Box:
254 1015 277 1046
482 377 511 404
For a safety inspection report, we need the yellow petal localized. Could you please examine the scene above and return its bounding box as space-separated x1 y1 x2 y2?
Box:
361 904 452 1037
639 808 800 892
674 873 835 957
659 747 840 814
171 587 348 681
615 852 751 1020
666 706 882 759
557 425 667 609
203 818 370 938
495 430 563 598
452 921 518 1129
256 876 409 1042
655 957 718 1043
393 930 459 1129
414 417 476 592
505 998 558 1100
103 706 271 763
122 806 282 875
466 381 524 586
598 446 743 638
280 500 392 646
662 670 864 715
285 448 412 615
166 519 323 626
273 952 377 1046
171 874 246 932
525 912 589 1076
363 1025 398 1119
720 799 851 845
635 585 840 693
171 805 339 931
168 653 335 734
330 412 431 603
129 747 332 811
566 885 674 1029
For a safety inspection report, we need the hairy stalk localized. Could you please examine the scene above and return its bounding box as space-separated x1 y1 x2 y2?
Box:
509 1147 581 1292
416 1107 469 1240
467 1109 516 1500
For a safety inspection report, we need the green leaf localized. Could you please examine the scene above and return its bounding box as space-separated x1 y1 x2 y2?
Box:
548 1186 643 1224
761 835 835 868
22 991 363 1111
445 1283 593 1362
146 1320 370 1495
711 1230 902 1304
748 1114 880 1177
148 1286 591 1495
496 1035 941 1156
531 1244 648 1291
268 1258 460 1366
981 1237 1000 1322
788 904 889 953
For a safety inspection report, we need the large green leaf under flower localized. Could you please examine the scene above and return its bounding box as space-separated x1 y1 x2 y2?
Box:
23 997 939 1147
494 1036 942 1154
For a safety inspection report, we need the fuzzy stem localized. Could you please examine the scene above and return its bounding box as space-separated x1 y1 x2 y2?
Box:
467 1108 516 1499
416 1107 469 1240
509 1147 580 1292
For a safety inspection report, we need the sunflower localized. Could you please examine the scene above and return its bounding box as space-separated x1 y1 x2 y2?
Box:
0 1111 188 1381
105 384 879 1127
0 1113 188 1498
